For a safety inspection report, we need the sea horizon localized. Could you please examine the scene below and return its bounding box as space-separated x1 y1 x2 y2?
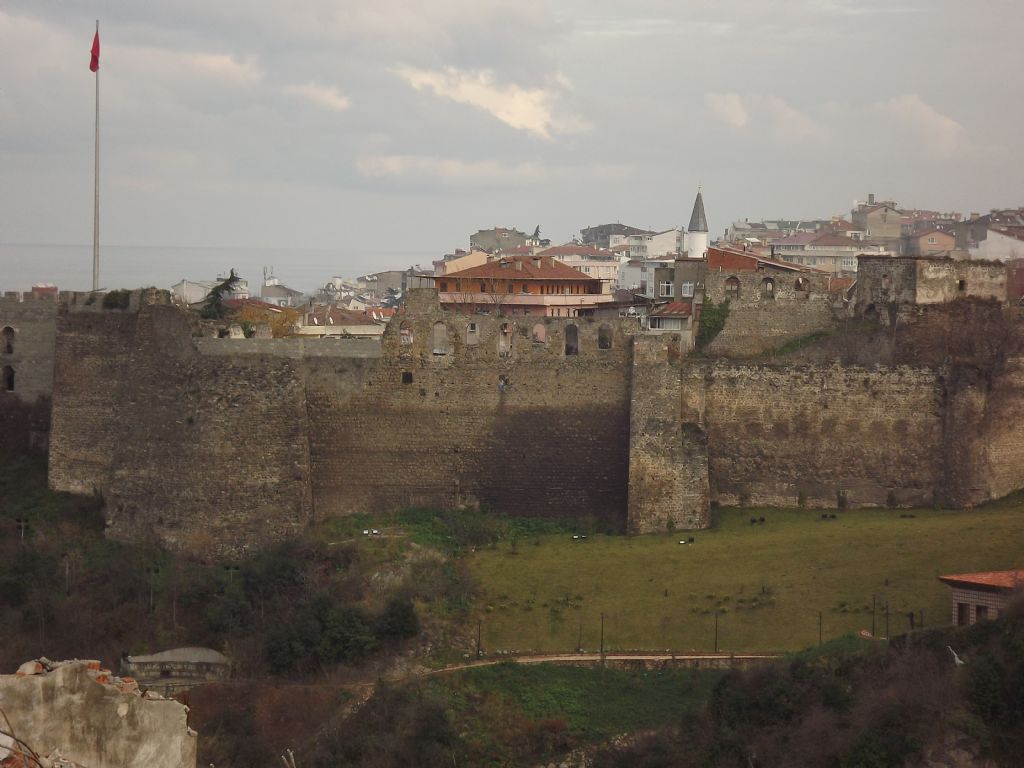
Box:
0 242 431 295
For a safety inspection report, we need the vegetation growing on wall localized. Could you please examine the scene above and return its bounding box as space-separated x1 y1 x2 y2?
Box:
101 289 130 310
697 297 730 349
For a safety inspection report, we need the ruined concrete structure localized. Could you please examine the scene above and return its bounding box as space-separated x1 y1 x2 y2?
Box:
2 270 1022 556
0 659 196 768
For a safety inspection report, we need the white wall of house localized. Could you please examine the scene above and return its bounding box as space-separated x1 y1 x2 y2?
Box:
973 229 1024 261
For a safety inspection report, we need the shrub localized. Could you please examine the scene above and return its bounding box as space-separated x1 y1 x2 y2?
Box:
102 289 130 310
697 297 730 350
378 596 420 640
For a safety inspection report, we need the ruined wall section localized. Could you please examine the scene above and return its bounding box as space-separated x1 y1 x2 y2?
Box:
703 270 837 357
687 362 946 508
981 359 1024 499
308 290 635 530
50 305 319 555
945 358 1024 505
48 308 141 494
627 335 709 533
0 292 58 401
0 293 58 453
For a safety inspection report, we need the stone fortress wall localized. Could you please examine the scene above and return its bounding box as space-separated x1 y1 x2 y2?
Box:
702 268 837 357
0 284 1017 556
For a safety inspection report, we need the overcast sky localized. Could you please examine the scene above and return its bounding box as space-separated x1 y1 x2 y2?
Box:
2 0 1022 285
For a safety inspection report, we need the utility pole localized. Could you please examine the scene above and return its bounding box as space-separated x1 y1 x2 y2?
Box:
600 612 605 666
885 602 890 643
871 594 876 637
476 618 482 658
818 611 823 646
577 619 583 653
714 612 719 653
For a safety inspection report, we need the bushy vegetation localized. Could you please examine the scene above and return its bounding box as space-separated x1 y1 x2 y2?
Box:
307 665 722 768
101 288 131 310
594 607 1024 767
0 455 433 675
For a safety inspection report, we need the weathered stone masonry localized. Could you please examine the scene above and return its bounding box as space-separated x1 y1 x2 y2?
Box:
40 289 1024 555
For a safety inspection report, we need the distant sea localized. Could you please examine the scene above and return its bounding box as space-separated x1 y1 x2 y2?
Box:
0 243 430 294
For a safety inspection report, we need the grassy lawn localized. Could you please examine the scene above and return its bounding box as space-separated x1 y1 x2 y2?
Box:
467 500 1024 654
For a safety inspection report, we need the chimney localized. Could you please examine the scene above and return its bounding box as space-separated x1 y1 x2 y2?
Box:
868 193 876 205
516 259 523 271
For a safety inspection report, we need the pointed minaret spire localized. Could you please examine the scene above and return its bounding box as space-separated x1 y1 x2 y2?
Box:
688 186 708 233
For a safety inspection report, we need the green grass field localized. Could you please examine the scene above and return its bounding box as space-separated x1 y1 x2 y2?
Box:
467 500 1024 653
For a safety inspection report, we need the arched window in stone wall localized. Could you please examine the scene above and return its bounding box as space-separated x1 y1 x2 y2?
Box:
532 324 546 344
564 324 579 356
794 277 809 292
431 321 451 355
465 322 480 346
761 277 775 300
399 320 414 346
2 366 13 392
498 322 513 358
725 276 740 298
1 327 12 355
598 324 612 350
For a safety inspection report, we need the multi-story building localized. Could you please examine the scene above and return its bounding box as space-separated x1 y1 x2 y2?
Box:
538 245 620 293
772 232 882 275
610 229 683 259
436 255 613 317
851 194 903 250
903 228 956 256
580 223 653 250
469 227 531 253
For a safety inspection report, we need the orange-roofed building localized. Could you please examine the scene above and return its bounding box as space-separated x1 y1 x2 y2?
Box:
938 570 1024 626
436 255 614 317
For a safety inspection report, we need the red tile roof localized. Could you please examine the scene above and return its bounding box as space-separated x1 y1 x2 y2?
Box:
938 570 1024 591
650 301 692 317
444 255 599 282
809 233 859 247
306 306 380 327
224 299 283 312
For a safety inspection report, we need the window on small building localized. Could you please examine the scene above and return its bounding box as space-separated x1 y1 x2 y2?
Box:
532 324 546 344
431 321 451 356
956 602 969 626
564 324 579 356
659 281 674 298
958 279 967 292
2 366 14 392
794 277 809 292
725 276 740 298
649 317 682 330
1 327 13 355
927 236 936 245
975 604 989 621
598 324 612 350
466 322 480 346
680 281 695 298
439 282 448 292
761 277 776 299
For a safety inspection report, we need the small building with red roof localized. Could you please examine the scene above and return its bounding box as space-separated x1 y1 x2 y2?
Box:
938 570 1024 626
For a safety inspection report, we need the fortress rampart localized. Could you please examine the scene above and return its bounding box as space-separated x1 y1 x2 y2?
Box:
1 287 1020 556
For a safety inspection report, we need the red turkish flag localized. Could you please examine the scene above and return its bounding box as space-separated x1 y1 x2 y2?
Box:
90 30 100 72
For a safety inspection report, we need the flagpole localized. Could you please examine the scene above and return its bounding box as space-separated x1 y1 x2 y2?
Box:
92 19 100 293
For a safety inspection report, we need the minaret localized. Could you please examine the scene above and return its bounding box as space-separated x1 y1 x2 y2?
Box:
686 186 709 259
